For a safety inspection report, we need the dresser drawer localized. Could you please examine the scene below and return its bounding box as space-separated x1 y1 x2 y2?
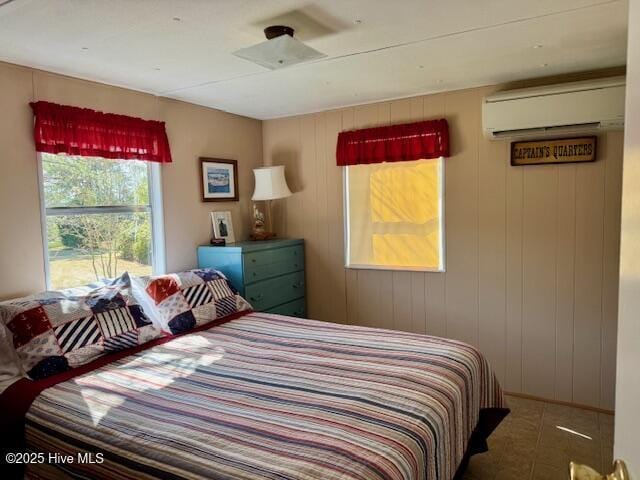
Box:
243 245 304 284
244 270 305 311
266 298 306 318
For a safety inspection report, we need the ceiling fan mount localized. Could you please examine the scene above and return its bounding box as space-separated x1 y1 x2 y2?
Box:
264 25 295 40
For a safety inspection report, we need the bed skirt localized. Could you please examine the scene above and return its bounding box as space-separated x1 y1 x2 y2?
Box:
454 407 510 479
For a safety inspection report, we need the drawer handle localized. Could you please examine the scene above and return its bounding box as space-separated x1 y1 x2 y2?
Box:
252 272 257 276
294 309 305 316
251 258 256 263
292 282 304 289
250 293 264 302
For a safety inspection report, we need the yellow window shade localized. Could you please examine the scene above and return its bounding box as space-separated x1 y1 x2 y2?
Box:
372 233 440 267
370 161 439 223
346 158 444 271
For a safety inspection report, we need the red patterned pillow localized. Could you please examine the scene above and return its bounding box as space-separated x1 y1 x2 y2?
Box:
132 269 251 334
0 274 161 379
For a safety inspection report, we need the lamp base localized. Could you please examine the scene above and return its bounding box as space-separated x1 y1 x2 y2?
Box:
250 231 277 241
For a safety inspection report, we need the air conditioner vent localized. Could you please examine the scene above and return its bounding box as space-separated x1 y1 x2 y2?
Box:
483 77 625 140
491 123 603 139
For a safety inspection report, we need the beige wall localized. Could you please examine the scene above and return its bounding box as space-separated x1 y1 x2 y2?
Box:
615 0 640 473
0 61 262 300
263 85 624 410
0 57 625 410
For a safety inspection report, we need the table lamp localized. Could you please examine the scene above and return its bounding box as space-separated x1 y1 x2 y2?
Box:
251 165 292 240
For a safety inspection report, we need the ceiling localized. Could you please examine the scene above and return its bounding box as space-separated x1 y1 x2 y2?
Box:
0 0 629 119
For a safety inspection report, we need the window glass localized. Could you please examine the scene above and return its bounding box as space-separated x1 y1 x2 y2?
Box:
41 153 156 289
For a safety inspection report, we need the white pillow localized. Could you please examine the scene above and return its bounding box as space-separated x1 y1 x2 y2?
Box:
0 314 25 393
131 275 163 329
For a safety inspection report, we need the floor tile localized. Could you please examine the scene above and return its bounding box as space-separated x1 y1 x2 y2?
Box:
495 464 534 480
532 463 568 480
464 395 613 479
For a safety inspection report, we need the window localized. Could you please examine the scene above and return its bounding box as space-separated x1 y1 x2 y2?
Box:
39 153 165 289
345 158 444 271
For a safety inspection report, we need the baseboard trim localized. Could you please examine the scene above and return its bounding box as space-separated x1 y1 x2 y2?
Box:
504 391 615 415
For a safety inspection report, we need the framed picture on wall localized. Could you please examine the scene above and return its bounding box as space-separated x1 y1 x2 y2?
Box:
211 211 236 243
200 157 239 202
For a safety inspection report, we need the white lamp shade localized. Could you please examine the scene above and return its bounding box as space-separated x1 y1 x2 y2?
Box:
252 165 292 201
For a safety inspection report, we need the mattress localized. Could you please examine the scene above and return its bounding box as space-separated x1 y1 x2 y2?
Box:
4 312 507 480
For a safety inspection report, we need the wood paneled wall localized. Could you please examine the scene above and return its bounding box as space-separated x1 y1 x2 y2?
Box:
262 85 624 410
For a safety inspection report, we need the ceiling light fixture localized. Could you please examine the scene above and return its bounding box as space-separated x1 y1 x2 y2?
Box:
172 17 181 21
232 25 326 70
81 47 88 50
354 19 362 24
541 63 549 67
533 44 543 49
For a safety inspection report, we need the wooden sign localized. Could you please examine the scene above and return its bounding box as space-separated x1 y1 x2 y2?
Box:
511 136 597 166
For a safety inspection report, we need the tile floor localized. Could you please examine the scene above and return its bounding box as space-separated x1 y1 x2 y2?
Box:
464 395 614 480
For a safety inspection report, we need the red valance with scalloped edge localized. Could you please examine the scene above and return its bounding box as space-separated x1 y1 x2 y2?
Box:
336 119 449 166
29 101 172 163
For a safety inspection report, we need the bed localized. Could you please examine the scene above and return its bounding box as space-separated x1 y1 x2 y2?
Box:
2 311 508 480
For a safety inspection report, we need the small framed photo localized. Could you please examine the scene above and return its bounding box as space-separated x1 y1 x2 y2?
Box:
200 158 238 202
211 211 236 243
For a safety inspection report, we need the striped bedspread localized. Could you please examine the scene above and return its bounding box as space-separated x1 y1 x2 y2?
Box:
25 313 506 480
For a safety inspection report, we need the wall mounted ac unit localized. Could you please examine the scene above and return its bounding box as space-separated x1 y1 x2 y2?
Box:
482 76 625 140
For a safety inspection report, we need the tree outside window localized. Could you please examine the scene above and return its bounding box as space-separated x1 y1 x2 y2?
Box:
42 153 156 289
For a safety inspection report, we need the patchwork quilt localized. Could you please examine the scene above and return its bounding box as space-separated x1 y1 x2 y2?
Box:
22 313 507 480
0 274 160 379
133 268 251 334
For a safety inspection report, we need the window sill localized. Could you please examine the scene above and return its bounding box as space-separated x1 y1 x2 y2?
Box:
345 263 445 273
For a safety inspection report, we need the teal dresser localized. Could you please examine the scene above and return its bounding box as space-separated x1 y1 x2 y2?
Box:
197 239 306 317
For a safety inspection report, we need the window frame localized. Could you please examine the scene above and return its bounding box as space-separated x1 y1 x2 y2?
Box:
343 157 446 273
37 153 166 289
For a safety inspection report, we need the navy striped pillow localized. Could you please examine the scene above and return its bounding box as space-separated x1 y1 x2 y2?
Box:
0 273 162 379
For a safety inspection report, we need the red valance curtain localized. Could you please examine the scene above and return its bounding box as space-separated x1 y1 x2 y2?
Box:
336 119 449 166
29 101 172 163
